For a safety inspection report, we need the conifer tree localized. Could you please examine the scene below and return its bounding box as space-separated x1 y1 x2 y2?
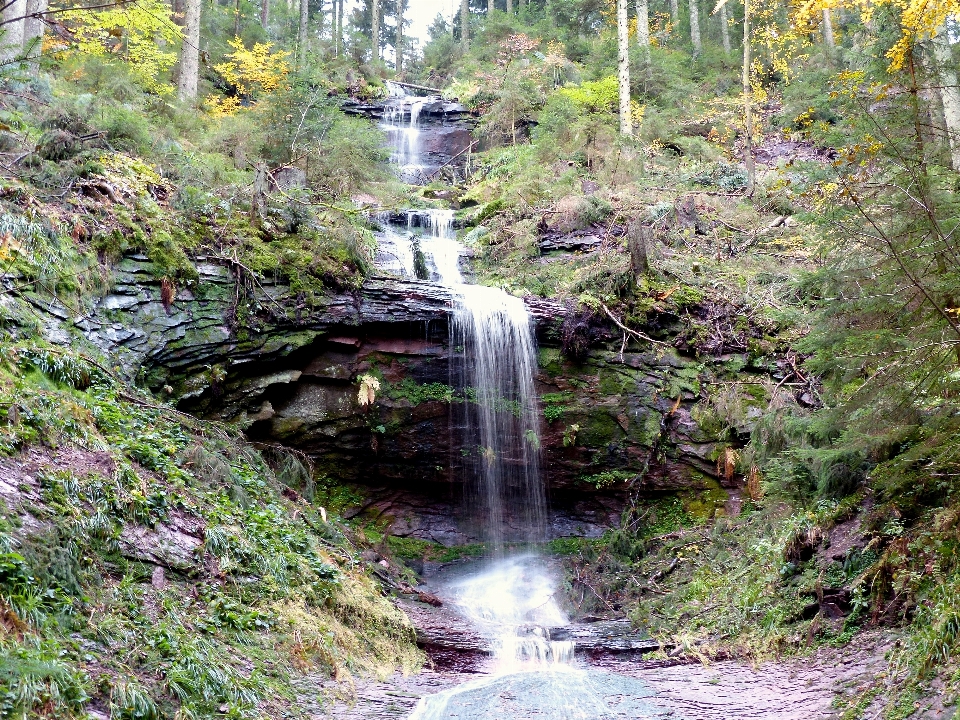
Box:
396 0 404 72
719 2 731 56
636 0 651 75
0 0 25 65
298 0 309 65
23 0 46 73
931 25 960 170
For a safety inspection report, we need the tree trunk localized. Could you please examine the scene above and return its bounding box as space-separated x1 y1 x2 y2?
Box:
176 0 201 100
336 0 343 56
260 0 268 26
617 0 632 136
298 0 308 66
688 0 701 59
488 0 493 14
719 1 731 56
932 25 960 171
234 0 240 37
371 0 380 61
636 0 651 76
669 0 679 26
507 0 513 12
22 0 46 74
251 161 269 229
461 0 469 50
628 221 651 275
822 7 834 66
396 0 403 73
0 0 26 65
742 0 755 195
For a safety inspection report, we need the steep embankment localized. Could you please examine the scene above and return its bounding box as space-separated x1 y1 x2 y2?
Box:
0 338 422 719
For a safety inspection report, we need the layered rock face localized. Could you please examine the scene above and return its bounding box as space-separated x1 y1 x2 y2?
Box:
40 255 735 546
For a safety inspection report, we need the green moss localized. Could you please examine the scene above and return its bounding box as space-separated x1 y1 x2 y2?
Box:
383 379 455 405
546 536 604 556
385 536 486 562
580 469 635 489
538 348 563 376
575 409 622 447
680 478 728 520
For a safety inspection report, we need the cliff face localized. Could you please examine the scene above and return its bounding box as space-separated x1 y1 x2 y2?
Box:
14 253 743 546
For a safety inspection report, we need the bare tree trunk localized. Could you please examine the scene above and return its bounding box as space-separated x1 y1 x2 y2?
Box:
461 0 469 50
176 0 201 100
22 0 46 74
636 0 651 77
298 0 308 66
742 0 755 195
617 0 632 136
336 0 343 56
507 0 513 12
260 0 268 26
719 1 731 56
488 0 493 14
0 0 26 65
688 0 701 58
669 0 679 26
822 7 834 66
932 25 960 171
234 0 240 37
822 7 834 48
396 0 403 73
628 221 651 275
371 0 380 61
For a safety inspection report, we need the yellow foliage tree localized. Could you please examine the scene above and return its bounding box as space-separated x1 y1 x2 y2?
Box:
214 38 291 100
59 0 182 94
791 0 960 71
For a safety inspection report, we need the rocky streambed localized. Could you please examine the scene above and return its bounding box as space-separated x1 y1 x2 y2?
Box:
312 564 899 720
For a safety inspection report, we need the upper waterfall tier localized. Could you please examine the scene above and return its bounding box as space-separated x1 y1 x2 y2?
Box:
342 92 474 185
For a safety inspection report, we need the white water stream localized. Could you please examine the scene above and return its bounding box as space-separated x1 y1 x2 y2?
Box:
375 87 642 720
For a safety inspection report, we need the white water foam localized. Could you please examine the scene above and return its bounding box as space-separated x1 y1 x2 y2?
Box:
443 555 573 670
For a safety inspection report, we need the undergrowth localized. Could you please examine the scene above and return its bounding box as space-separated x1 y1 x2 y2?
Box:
0 342 421 719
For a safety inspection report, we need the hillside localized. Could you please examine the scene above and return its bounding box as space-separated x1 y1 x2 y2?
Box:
2 0 960 718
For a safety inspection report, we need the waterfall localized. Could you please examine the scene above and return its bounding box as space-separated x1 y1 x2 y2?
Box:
451 287 546 547
375 87 571 691
382 88 429 182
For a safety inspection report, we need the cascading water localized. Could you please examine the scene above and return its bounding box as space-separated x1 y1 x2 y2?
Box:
382 82 430 182
374 86 628 720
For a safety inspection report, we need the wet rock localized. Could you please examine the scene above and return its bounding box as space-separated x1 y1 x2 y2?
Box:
548 620 662 655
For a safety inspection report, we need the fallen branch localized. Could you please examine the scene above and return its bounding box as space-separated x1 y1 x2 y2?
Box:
600 302 670 348
388 80 444 94
649 557 680 583
424 140 478 181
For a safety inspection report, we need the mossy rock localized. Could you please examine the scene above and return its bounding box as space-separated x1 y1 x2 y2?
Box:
680 476 728 519
538 347 563 376
576 408 624 447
